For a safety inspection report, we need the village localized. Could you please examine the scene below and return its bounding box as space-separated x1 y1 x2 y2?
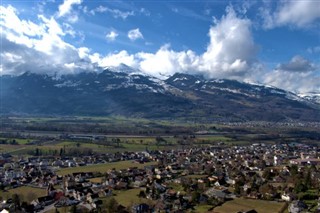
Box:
1 140 320 213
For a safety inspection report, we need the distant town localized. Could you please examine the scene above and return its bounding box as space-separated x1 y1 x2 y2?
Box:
1 136 320 213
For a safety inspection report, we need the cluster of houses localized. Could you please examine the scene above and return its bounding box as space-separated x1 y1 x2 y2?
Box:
1 141 320 212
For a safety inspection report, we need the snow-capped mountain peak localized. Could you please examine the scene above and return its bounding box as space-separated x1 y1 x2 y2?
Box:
105 63 141 75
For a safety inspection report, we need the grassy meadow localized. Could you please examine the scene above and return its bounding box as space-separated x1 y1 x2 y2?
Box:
56 160 157 176
213 198 287 213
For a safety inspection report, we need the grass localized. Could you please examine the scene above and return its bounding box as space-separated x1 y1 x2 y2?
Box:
196 135 231 142
193 204 214 213
88 177 103 183
56 160 157 175
166 182 185 192
0 137 175 155
213 198 286 213
0 138 31 145
1 186 46 203
0 144 33 154
113 188 152 207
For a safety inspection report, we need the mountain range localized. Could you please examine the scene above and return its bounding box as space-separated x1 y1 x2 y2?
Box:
1 65 319 122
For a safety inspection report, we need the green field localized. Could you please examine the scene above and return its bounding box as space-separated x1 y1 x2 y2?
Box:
56 160 157 175
113 188 152 207
0 138 31 145
213 198 286 213
194 204 214 213
1 186 46 203
88 177 103 183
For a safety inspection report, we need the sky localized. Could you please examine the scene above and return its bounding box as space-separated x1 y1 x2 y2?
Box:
0 0 319 94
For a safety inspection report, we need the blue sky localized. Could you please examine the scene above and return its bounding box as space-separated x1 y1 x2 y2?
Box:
0 0 319 94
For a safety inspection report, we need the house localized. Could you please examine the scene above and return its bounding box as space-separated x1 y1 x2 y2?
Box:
204 187 228 200
115 181 128 190
288 200 307 213
37 195 55 206
86 193 99 204
281 193 294 202
132 203 152 213
290 158 320 166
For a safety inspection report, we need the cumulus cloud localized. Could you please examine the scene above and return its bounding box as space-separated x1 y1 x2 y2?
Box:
263 56 320 93
136 44 200 78
97 7 259 80
0 5 94 75
1 36 84 75
1 5 259 80
128 28 143 41
106 30 119 42
91 51 138 68
200 6 258 79
277 55 316 72
1 4 319 94
0 5 45 39
260 1 320 29
263 70 320 94
58 0 82 17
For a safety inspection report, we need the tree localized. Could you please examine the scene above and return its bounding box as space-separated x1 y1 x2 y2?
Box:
262 168 272 180
70 205 77 213
35 148 40 156
234 182 242 195
105 197 119 213
304 169 312 189
138 190 146 198
290 165 298 176
294 180 307 193
12 193 21 211
156 136 166 146
10 139 18 145
191 191 200 204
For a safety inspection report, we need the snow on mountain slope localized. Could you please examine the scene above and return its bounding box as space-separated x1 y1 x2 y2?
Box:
298 93 320 104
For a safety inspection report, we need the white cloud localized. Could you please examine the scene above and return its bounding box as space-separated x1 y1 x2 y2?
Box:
263 70 320 94
263 56 320 93
277 55 316 72
0 5 92 75
95 5 108 13
128 28 143 41
93 51 138 68
1 4 258 80
261 1 320 28
90 5 134 20
78 47 90 59
1 4 319 94
140 8 150 16
136 44 200 78
106 30 119 42
58 0 82 17
200 6 258 79
109 9 134 19
89 5 107 15
97 6 259 80
0 5 45 38
307 46 320 54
